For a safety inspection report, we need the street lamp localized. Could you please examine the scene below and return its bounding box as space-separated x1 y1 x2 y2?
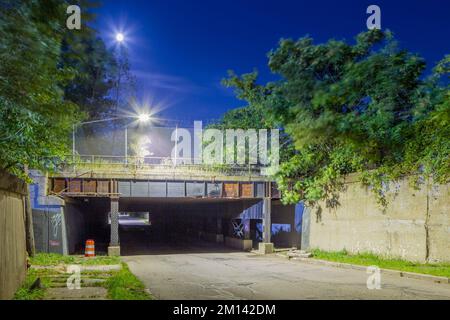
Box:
112 32 126 150
124 113 151 163
138 113 151 123
115 33 124 43
72 113 152 162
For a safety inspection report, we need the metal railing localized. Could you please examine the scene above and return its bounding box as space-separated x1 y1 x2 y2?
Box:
55 154 266 177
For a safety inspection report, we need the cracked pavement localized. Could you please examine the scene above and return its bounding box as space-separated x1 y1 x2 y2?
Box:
122 244 450 300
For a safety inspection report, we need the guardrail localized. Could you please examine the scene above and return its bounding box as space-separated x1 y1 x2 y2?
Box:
52 155 267 177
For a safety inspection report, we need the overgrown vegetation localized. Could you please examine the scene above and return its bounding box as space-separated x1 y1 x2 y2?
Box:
15 254 152 300
30 253 120 266
106 263 152 300
311 249 450 278
220 30 449 207
13 269 49 300
0 0 132 179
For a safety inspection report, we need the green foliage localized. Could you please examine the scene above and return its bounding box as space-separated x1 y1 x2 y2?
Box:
61 29 118 119
15 254 151 300
13 269 49 300
221 30 449 207
311 249 450 278
106 263 152 300
30 253 120 266
0 0 81 177
0 0 121 177
210 105 268 130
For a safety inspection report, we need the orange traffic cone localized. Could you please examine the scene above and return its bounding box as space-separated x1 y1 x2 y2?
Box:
84 239 95 257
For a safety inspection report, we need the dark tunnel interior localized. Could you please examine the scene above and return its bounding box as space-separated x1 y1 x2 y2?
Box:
63 197 301 255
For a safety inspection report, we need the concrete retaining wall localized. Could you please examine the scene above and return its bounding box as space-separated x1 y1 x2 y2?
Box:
304 175 449 263
64 201 86 254
224 236 253 251
0 171 28 300
29 171 67 255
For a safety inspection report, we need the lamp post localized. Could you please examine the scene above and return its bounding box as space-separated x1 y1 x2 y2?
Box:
72 114 151 162
114 33 126 112
111 33 126 151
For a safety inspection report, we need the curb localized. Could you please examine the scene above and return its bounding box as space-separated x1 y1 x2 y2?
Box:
30 264 122 272
80 264 122 272
285 256 450 285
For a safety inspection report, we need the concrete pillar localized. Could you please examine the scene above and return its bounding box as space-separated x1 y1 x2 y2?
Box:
108 197 120 256
301 205 311 250
259 197 274 254
262 197 271 243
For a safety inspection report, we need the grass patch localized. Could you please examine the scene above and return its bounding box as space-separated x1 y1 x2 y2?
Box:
30 253 120 266
106 263 152 300
13 269 50 300
15 253 152 300
311 249 450 278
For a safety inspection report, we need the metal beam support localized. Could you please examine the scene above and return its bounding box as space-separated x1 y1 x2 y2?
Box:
109 197 120 255
262 197 271 243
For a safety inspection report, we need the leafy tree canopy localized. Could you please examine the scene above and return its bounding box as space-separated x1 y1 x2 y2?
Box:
220 30 449 206
0 0 121 178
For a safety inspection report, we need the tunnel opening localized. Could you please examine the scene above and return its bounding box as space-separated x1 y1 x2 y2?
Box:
117 198 261 256
64 196 301 256
64 197 111 254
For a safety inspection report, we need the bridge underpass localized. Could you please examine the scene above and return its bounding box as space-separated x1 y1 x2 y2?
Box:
62 196 300 256
31 157 301 256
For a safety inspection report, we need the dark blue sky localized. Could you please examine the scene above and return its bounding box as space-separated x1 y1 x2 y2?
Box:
94 0 449 125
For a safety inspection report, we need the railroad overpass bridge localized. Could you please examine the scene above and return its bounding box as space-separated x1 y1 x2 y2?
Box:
31 156 301 256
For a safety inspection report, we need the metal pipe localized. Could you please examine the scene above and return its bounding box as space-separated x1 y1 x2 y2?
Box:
72 124 76 157
174 124 178 166
124 126 128 164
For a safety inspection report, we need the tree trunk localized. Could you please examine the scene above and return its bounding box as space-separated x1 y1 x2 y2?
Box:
24 166 35 257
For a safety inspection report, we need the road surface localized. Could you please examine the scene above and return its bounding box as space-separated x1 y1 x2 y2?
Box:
122 243 450 300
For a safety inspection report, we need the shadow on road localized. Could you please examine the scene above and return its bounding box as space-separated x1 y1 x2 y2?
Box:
119 224 240 256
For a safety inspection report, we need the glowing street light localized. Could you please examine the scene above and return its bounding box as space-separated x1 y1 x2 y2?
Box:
115 32 124 43
138 113 151 123
73 112 152 163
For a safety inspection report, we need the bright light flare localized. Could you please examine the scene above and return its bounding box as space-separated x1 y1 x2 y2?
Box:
138 113 151 123
116 96 167 128
116 33 125 43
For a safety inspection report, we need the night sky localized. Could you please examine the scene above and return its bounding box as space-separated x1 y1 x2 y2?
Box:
94 0 450 125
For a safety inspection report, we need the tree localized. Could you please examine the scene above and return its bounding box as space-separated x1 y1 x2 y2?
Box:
0 0 121 177
0 0 81 177
61 35 117 120
60 3 134 120
221 30 449 207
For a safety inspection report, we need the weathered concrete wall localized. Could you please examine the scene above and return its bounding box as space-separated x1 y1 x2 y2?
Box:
224 237 253 251
272 201 300 248
0 171 27 300
428 183 450 262
64 200 86 254
305 175 449 263
30 171 110 254
29 171 67 255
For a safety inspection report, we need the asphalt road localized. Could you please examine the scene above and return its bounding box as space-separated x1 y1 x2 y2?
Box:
122 242 450 300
